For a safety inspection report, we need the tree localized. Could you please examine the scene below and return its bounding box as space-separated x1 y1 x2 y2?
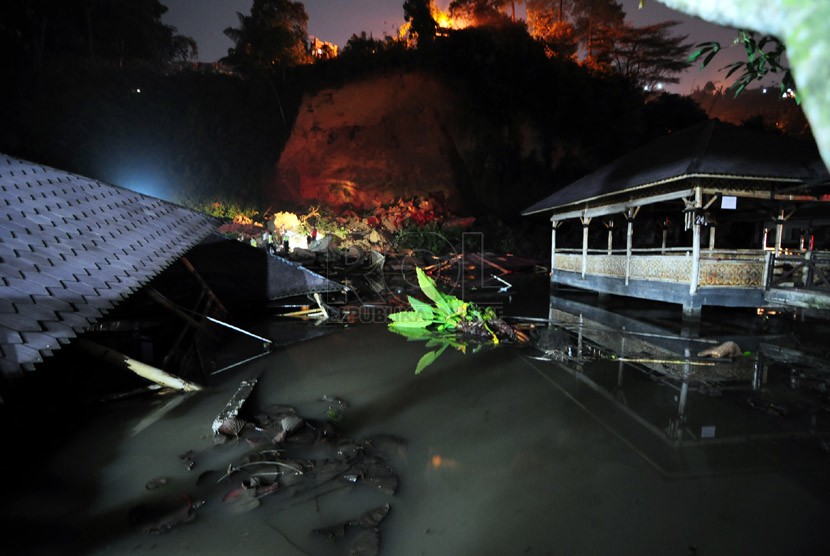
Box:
403 0 438 48
642 92 707 139
448 0 512 27
0 0 196 70
609 21 692 89
653 0 830 170
570 0 625 65
222 0 311 74
526 0 578 59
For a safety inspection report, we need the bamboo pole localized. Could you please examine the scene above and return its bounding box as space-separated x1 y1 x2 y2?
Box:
78 339 202 392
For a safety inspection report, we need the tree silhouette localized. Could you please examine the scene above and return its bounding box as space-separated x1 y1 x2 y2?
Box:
526 0 578 59
222 0 311 74
403 0 438 48
0 0 195 71
449 0 513 27
608 22 693 90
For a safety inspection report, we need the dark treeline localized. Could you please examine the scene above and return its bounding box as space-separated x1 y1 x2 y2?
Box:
0 1 706 226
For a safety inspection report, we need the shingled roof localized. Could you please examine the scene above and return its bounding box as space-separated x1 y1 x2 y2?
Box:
522 119 830 216
0 155 217 377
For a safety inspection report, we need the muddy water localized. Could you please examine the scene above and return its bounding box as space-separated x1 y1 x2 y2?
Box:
3 284 830 556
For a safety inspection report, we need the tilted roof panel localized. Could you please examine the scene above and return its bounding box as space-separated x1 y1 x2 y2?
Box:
0 154 217 376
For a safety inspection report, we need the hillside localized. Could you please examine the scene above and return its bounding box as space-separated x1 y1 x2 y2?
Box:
273 72 464 210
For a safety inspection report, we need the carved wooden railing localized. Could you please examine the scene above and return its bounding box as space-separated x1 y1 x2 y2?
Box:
554 249 767 288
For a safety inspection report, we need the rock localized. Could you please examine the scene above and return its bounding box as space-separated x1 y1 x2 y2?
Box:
698 341 742 358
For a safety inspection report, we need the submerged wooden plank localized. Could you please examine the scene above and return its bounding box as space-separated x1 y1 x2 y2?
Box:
211 378 258 436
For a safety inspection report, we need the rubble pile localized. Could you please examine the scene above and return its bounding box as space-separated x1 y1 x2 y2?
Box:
215 195 474 256
130 392 403 556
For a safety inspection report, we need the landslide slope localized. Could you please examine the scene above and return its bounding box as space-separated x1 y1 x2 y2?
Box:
273 71 472 210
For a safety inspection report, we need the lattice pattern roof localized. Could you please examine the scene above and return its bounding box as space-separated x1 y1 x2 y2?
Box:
0 155 217 376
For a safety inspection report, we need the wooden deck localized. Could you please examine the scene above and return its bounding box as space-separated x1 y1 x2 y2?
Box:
551 248 830 314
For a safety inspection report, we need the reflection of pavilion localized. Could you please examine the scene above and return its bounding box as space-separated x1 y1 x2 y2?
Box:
523 295 829 476
523 120 830 319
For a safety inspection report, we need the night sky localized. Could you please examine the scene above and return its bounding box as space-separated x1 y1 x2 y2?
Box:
161 0 764 95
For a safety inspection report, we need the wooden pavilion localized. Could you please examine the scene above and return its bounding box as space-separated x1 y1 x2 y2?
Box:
522 120 830 319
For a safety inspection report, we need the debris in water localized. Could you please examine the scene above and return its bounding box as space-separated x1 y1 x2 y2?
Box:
349 529 381 556
223 485 260 514
315 504 390 552
216 416 249 440
211 378 258 438
698 341 742 358
128 494 203 534
144 476 169 490
179 449 196 471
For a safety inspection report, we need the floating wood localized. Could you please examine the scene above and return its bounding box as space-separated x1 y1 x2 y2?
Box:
211 378 258 436
78 339 203 392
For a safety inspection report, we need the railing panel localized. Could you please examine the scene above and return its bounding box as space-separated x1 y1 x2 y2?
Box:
767 252 830 290
554 253 767 287
630 256 692 283
699 258 765 287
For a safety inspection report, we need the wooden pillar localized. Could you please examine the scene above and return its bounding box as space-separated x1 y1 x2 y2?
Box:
690 187 702 295
624 207 639 286
550 219 559 277
605 219 614 254
708 225 716 250
774 207 785 256
661 217 669 254
580 216 591 278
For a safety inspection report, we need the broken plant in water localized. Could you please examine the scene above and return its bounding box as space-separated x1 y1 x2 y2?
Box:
387 267 527 373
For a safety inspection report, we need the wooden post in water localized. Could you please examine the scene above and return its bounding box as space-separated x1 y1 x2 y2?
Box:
580 216 591 278
606 219 614 255
550 219 559 277
690 187 702 295
624 207 639 286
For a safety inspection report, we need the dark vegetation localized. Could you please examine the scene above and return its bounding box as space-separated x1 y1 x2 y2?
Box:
0 0 715 256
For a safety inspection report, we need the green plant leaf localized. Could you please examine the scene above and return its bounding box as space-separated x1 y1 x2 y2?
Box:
407 296 437 320
416 267 454 316
414 343 449 374
388 326 438 341
388 311 432 329
415 350 440 374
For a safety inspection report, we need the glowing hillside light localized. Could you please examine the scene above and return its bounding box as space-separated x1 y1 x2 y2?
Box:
656 82 664 90
763 88 768 93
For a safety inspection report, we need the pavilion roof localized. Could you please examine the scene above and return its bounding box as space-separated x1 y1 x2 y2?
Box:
522 119 830 217
0 155 217 377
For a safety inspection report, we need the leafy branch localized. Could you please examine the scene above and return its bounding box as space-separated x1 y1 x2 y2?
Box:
688 30 797 101
387 268 526 373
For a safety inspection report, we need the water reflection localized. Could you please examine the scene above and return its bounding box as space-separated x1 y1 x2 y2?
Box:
526 293 830 476
2 279 829 555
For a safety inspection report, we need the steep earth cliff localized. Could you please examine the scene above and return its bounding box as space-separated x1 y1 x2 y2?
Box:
273 68 552 215
273 71 468 210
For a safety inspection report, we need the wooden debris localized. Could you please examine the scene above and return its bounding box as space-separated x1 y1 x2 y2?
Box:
78 339 202 392
211 378 258 437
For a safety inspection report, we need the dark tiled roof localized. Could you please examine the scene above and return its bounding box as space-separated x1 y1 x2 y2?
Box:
266 254 345 300
522 120 830 216
0 155 217 376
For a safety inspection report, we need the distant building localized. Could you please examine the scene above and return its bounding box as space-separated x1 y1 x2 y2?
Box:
308 36 338 60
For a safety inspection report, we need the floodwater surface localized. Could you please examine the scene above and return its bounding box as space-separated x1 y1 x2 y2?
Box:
3 283 829 556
